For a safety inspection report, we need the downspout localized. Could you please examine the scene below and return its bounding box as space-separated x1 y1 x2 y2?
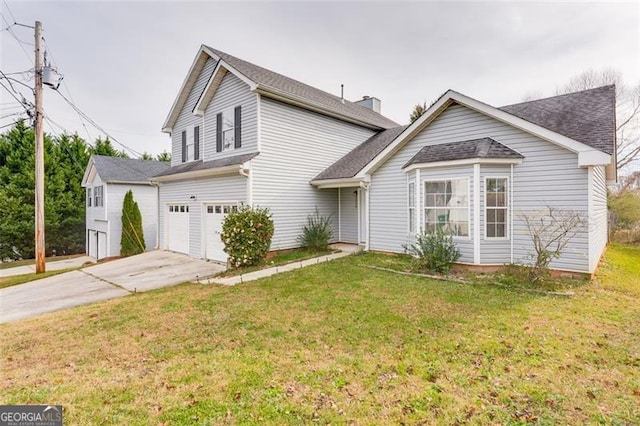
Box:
338 188 341 242
510 164 514 263
360 180 370 251
239 166 252 206
152 181 160 250
473 163 480 265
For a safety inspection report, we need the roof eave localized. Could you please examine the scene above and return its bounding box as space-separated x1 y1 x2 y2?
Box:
310 176 365 188
150 163 248 183
193 60 258 117
403 158 524 172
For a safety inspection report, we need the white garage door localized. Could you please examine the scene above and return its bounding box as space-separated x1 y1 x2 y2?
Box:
167 204 190 254
204 203 237 263
88 230 107 260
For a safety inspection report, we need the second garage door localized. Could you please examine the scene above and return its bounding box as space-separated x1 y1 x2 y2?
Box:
167 204 190 255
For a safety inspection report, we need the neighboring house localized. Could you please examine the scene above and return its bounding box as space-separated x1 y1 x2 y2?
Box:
154 45 615 274
82 155 169 259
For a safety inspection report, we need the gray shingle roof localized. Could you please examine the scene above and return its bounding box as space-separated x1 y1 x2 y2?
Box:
500 85 615 154
152 152 259 178
313 126 408 181
206 46 399 130
403 138 524 168
92 155 170 183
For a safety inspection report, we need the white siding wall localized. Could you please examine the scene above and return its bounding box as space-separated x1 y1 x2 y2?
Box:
106 184 159 257
171 57 217 167
253 98 375 250
203 72 257 161
85 174 107 255
370 103 590 272
589 165 608 272
158 174 246 258
339 187 359 243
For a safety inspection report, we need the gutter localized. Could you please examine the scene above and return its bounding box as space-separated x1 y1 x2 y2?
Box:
150 164 246 183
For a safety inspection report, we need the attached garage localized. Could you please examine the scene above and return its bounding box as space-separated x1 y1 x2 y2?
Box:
203 203 237 263
166 204 190 254
87 230 107 260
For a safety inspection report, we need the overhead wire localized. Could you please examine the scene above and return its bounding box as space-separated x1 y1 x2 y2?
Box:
0 8 34 66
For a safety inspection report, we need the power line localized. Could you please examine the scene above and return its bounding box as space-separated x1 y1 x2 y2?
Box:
0 11 33 66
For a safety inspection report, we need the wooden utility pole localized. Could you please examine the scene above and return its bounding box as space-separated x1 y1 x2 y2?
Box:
34 20 45 273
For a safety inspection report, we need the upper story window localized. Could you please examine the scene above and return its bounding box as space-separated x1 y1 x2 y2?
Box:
87 188 92 207
424 179 469 237
485 177 508 238
94 185 104 207
216 106 242 152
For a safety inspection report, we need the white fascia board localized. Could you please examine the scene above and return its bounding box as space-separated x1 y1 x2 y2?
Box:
310 177 364 189
193 60 258 117
162 46 218 133
255 87 385 131
403 158 523 172
104 180 153 185
150 164 244 183
357 89 611 178
81 160 96 187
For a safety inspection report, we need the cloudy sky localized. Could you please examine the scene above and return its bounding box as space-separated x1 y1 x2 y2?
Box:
1 1 638 158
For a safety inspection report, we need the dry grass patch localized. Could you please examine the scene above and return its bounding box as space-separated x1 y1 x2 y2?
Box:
1 247 639 424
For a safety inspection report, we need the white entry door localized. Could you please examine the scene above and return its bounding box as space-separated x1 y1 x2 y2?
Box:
204 204 237 263
167 204 190 254
88 230 97 258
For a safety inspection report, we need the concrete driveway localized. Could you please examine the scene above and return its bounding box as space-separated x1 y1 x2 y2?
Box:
0 255 94 278
0 251 224 323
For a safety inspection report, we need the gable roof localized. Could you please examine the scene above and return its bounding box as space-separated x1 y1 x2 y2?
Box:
403 138 524 168
163 45 399 133
500 85 615 154
84 155 170 185
313 126 407 181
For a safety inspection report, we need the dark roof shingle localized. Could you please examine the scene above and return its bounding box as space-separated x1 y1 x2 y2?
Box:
152 152 259 178
92 155 170 183
313 126 408 181
403 138 524 168
207 46 399 130
500 85 615 154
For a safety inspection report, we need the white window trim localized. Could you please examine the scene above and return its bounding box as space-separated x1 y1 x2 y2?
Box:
94 185 104 207
87 188 92 207
423 177 471 240
407 179 416 234
484 176 510 240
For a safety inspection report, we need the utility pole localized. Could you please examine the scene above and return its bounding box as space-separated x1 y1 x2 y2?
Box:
34 20 45 273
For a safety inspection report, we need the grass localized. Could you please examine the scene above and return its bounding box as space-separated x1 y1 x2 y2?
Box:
0 254 83 270
218 248 335 277
1 246 639 424
0 268 79 289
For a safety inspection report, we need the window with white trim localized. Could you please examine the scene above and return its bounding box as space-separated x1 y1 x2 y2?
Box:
424 179 469 237
87 188 92 207
94 185 103 207
408 182 415 233
222 108 235 151
485 177 508 238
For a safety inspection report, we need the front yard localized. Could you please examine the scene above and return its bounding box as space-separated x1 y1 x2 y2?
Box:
1 245 639 424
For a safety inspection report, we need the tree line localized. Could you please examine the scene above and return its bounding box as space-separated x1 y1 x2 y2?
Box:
0 120 169 261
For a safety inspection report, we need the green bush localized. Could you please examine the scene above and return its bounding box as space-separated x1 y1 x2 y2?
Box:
221 206 274 268
120 190 145 257
404 228 461 274
609 191 640 230
297 208 333 251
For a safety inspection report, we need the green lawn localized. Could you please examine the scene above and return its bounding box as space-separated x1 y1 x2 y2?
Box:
1 246 639 424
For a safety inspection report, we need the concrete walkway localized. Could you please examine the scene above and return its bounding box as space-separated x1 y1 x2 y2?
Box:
0 256 94 278
202 245 359 285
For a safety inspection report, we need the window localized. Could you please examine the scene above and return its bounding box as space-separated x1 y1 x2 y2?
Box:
216 106 241 152
408 182 415 233
94 186 103 207
485 178 508 238
87 188 92 207
424 179 468 237
181 131 187 162
194 126 200 160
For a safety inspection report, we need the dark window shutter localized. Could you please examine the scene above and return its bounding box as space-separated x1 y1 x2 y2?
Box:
216 113 222 152
181 131 187 162
194 126 200 160
234 106 242 149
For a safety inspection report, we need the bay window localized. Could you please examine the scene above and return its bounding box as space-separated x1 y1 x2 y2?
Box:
424 179 469 237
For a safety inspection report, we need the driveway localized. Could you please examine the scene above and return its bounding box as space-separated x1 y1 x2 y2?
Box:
0 255 94 278
0 251 225 323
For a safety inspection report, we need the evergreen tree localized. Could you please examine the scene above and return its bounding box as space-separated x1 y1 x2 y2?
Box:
92 137 128 158
140 152 153 160
120 190 145 257
156 150 171 162
409 102 427 123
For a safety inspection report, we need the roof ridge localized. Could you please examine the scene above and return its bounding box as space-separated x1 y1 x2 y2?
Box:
500 84 615 109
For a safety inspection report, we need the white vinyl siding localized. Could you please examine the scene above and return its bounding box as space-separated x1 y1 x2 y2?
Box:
253 98 375 250
338 187 359 244
589 165 608 272
203 72 257 161
158 174 246 258
479 166 512 264
369 103 590 272
172 57 216 167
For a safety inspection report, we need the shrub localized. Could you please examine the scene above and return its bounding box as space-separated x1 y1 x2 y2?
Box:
120 190 146 257
297 208 333 251
221 206 274 268
404 228 460 274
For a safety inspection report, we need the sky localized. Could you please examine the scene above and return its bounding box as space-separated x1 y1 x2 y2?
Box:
1 1 638 159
